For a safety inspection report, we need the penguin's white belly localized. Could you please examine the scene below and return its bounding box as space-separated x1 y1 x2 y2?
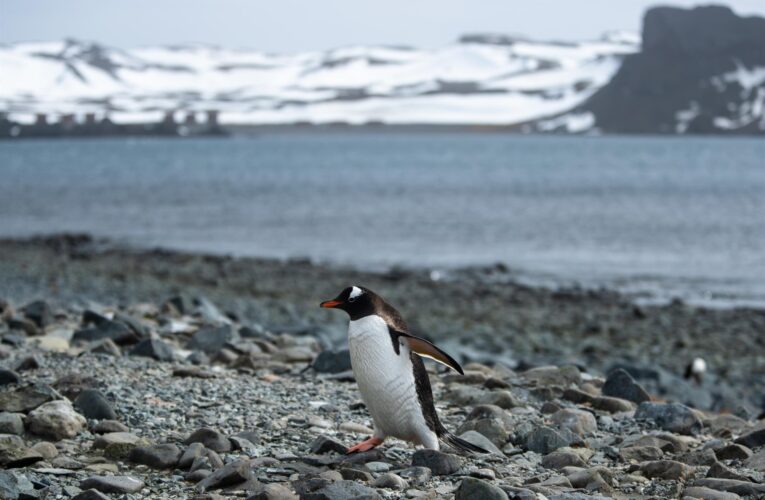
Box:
348 315 434 445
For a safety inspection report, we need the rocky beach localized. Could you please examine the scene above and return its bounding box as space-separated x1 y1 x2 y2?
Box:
0 234 764 499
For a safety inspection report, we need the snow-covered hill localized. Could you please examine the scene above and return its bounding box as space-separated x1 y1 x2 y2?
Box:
0 35 637 128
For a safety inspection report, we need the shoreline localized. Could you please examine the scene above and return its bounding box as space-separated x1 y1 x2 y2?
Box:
1 233 763 413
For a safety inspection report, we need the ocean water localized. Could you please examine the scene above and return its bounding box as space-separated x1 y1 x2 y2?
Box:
1 133 764 307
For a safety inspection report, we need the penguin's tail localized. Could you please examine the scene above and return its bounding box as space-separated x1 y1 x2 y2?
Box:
440 432 489 455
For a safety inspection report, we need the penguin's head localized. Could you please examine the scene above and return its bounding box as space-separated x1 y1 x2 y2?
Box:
320 286 374 317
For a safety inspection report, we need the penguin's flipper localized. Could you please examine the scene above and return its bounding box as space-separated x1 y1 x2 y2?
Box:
394 330 464 375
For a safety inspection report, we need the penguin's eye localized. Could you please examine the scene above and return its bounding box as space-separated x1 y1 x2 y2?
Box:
348 297 356 303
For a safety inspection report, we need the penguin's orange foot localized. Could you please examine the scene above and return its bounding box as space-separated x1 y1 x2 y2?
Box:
347 436 383 454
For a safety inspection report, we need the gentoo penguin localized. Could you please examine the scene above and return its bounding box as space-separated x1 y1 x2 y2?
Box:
684 357 707 385
321 286 486 454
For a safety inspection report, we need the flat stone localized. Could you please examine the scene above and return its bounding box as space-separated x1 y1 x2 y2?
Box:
197 459 252 491
715 443 752 461
639 460 694 480
0 383 58 412
635 402 702 435
455 477 509 500
602 368 651 404
130 338 175 361
79 475 144 494
683 486 741 500
0 446 44 467
458 430 504 455
411 449 462 475
129 443 182 469
27 399 86 440
92 420 129 434
74 389 117 420
185 427 232 453
691 478 765 496
591 395 635 413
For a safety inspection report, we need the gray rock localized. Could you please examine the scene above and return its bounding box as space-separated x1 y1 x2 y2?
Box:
92 419 129 433
309 435 347 454
682 486 740 500
411 449 462 475
746 448 765 472
0 470 35 499
591 396 634 413
706 461 752 482
89 338 121 357
0 370 20 386
27 399 86 440
180 442 206 469
734 428 765 449
639 460 694 480
301 480 381 500
542 449 587 469
187 325 239 355
0 445 44 467
79 475 144 493
0 413 24 435
20 300 52 328
312 350 352 373
455 477 509 500
620 445 663 462
0 383 58 412
715 443 752 460
74 389 117 420
396 466 432 486
130 338 175 361
550 408 597 436
522 365 582 387
602 369 651 404
338 467 372 482
185 427 232 452
247 483 299 500
525 426 571 454
30 441 58 459
691 478 765 496
72 320 140 345
635 402 702 435
72 489 111 500
372 473 407 490
129 443 182 469
196 459 252 491
458 430 504 455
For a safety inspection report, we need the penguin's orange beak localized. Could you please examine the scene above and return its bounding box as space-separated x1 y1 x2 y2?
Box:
320 299 343 308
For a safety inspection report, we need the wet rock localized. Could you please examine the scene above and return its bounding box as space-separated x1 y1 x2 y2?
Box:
20 300 52 329
129 443 182 469
682 486 740 500
300 480 381 500
455 477 509 500
691 478 765 496
187 325 239 355
639 460 694 480
185 427 232 453
309 435 347 454
715 443 752 460
130 338 175 361
602 369 651 404
312 350 352 373
0 412 24 435
74 389 117 420
0 369 20 386
734 428 765 448
0 383 58 412
411 449 462 475
197 459 252 491
73 319 140 345
525 426 571 454
368 474 405 492
79 475 144 494
27 399 86 440
635 402 702 435
550 408 597 435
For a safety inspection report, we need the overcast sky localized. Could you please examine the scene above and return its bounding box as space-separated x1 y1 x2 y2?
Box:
2 0 764 52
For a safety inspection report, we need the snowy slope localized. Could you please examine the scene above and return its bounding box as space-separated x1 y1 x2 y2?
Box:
0 35 637 126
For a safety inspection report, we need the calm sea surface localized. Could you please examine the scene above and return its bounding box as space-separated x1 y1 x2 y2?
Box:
1 134 763 307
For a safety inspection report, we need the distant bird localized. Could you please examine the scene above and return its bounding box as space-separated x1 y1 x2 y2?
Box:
321 286 486 454
684 357 707 385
